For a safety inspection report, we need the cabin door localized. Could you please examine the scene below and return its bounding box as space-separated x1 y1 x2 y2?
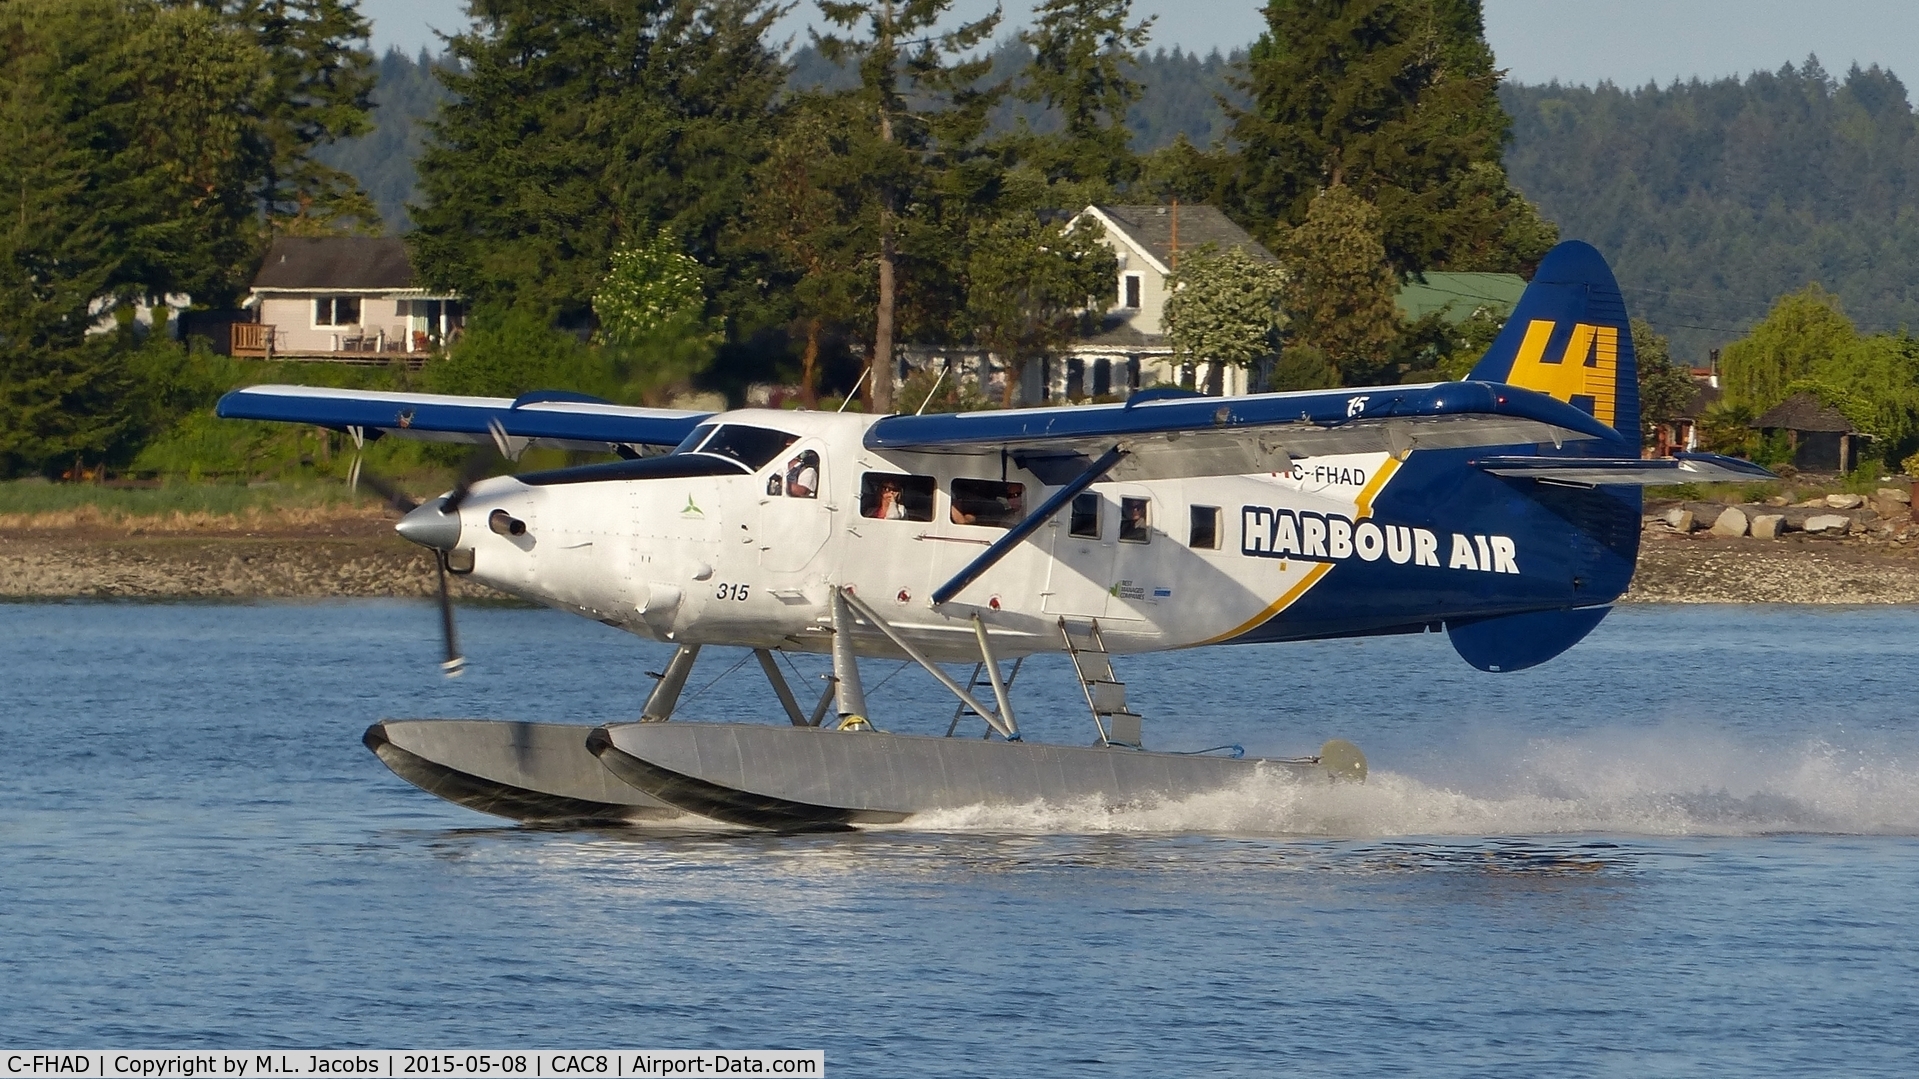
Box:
758 441 833 573
1043 490 1116 618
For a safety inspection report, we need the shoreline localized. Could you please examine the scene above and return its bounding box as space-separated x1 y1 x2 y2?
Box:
3 506 1917 603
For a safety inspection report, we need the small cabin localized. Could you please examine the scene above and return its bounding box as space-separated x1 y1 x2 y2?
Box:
236 236 462 360
1751 393 1867 473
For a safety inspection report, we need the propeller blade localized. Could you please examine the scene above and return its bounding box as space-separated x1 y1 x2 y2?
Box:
440 443 502 515
436 550 465 678
347 452 362 496
358 470 420 515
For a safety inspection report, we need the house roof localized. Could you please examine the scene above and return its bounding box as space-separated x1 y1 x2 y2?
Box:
250 236 417 292
1752 392 1859 433
1086 204 1277 273
1396 272 1526 323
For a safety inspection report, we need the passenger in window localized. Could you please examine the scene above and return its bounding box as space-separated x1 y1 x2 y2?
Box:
766 474 783 496
861 473 934 520
950 479 1025 528
867 477 907 519
785 450 819 498
1119 497 1150 542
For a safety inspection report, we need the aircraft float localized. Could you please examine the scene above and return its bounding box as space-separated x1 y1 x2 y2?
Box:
218 241 1769 830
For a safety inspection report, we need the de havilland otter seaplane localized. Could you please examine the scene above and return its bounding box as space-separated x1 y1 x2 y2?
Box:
218 241 1769 830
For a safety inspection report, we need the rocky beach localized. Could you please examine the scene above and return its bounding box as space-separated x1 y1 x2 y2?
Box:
2 490 1916 604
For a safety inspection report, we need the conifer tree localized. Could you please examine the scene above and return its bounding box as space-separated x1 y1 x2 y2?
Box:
1224 0 1554 275
814 0 1001 413
1280 185 1403 385
410 0 786 322
741 98 871 405
1010 0 1154 199
186 0 382 233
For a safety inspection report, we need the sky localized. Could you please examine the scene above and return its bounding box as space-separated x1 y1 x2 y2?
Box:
358 0 1919 89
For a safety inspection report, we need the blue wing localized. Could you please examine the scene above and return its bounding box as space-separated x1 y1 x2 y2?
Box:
867 382 1627 482
215 385 712 454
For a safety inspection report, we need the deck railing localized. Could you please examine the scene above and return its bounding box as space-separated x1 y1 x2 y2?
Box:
231 323 274 357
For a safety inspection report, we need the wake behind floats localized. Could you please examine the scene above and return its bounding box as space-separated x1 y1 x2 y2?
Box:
220 242 1770 830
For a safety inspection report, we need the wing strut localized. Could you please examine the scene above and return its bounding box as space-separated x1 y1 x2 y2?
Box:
930 443 1128 606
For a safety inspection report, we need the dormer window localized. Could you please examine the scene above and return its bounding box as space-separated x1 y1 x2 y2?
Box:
314 297 360 326
1122 273 1142 310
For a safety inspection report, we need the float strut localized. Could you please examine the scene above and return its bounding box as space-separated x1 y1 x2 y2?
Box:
828 590 868 721
754 649 809 727
972 614 1019 739
640 644 700 722
840 588 1017 740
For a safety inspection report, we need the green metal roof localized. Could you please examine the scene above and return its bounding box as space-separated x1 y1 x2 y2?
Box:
1396 272 1527 323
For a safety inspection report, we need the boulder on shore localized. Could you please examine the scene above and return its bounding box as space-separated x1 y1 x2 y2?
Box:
1664 507 1696 532
1827 493 1865 509
1751 513 1786 539
1711 507 1749 537
1877 487 1911 504
1804 513 1851 534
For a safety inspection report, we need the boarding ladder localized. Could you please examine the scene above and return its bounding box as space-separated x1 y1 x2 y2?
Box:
945 657 1024 738
1060 618 1144 748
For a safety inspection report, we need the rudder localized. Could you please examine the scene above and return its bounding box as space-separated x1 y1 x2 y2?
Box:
1467 242 1640 453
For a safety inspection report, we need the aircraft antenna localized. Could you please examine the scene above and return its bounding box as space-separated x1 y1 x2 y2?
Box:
915 361 950 416
838 366 871 413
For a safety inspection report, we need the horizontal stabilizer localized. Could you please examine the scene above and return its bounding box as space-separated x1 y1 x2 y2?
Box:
1473 452 1775 487
216 385 710 453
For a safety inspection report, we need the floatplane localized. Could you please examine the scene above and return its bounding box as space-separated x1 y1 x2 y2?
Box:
218 242 1768 830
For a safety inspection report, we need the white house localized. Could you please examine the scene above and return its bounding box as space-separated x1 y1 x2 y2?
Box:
237 236 461 359
1059 203 1279 400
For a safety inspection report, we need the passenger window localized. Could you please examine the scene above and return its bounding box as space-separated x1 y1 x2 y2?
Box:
694 425 798 470
860 472 934 521
1190 505 1220 549
1119 497 1150 543
783 449 820 499
1069 492 1101 538
951 478 1025 528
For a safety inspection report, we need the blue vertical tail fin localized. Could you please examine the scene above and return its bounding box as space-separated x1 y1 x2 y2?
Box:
1467 241 1640 453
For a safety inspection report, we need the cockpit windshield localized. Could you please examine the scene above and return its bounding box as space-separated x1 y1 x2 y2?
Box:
675 424 798 470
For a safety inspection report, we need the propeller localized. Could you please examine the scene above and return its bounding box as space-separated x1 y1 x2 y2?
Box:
434 549 465 678
343 437 506 679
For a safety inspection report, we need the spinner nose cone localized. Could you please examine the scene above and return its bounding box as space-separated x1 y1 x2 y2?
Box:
396 499 462 551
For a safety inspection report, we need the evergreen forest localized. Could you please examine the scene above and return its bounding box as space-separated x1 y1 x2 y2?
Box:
11 0 1919 482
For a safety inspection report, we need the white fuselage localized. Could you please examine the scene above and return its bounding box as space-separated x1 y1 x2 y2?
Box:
446 409 1402 662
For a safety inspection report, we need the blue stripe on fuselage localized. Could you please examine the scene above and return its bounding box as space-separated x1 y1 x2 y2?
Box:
1222 448 1641 644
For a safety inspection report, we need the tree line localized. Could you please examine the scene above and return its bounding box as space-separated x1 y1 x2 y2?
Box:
1 0 1552 477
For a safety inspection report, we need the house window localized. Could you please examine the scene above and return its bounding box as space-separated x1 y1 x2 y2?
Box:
1190 506 1220 549
950 479 1025 528
1119 497 1150 543
1092 358 1111 396
314 296 360 326
1069 493 1101 539
861 473 934 521
1122 274 1142 309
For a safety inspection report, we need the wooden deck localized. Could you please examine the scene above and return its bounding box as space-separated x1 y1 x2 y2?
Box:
230 323 431 368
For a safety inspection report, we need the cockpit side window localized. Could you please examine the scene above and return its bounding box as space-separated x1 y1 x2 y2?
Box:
691 425 798 470
673 423 717 455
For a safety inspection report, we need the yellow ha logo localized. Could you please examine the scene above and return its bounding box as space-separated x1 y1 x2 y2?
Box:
1506 320 1619 427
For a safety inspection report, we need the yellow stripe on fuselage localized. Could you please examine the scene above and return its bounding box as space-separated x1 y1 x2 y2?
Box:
1199 455 1404 645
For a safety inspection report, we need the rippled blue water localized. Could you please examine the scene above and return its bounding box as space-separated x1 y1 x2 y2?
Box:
3 601 1918 1075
